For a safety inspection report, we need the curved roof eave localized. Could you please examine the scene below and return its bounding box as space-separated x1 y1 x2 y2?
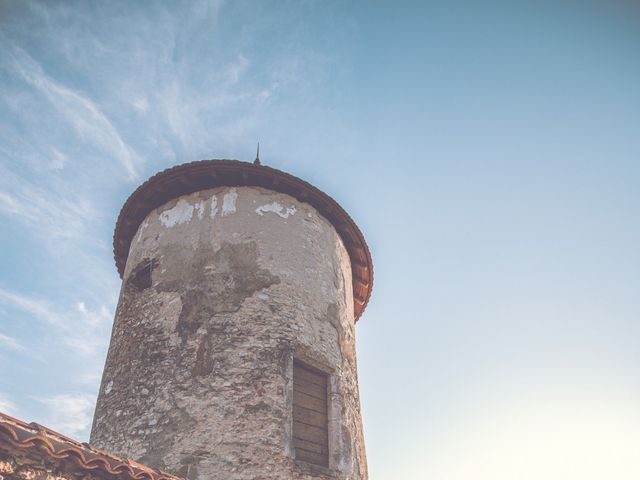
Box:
113 160 373 321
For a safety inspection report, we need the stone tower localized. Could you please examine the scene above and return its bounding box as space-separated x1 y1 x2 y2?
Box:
90 160 373 480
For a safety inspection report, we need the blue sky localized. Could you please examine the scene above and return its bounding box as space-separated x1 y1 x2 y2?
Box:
1 1 639 478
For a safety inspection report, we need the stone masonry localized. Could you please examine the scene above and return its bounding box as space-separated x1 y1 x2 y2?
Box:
90 185 368 479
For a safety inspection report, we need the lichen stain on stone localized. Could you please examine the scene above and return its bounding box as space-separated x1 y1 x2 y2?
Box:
342 425 353 466
193 333 214 376
138 406 197 472
335 302 356 370
243 401 271 414
324 303 339 330
256 340 291 376
177 459 200 480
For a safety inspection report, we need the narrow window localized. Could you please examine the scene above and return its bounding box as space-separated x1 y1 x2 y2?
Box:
292 360 329 467
128 258 157 291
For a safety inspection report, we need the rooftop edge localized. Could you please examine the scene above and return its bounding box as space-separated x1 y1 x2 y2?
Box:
113 160 373 321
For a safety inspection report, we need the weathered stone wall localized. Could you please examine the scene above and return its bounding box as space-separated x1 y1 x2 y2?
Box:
91 187 367 479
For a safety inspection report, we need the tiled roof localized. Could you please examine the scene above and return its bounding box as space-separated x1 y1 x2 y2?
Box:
0 411 182 480
113 160 374 321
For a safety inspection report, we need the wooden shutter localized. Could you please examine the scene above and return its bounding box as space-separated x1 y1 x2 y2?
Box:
292 361 329 467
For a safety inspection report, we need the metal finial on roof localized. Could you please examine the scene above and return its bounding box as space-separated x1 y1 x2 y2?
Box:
254 142 261 165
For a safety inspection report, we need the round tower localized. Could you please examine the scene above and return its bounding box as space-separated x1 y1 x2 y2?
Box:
90 160 373 480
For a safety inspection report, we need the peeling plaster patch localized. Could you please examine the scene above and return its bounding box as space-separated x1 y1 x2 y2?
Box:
135 219 149 244
159 199 194 228
195 201 205 219
222 189 237 216
210 195 218 220
256 202 297 218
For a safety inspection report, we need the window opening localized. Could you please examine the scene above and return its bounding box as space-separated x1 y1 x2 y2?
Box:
292 360 329 467
128 258 157 291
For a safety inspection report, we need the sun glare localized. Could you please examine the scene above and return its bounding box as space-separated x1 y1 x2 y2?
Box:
419 394 640 480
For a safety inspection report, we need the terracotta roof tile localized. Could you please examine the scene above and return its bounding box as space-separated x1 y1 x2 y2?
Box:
0 411 182 480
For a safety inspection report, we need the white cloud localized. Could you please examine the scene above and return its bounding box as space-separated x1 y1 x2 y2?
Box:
64 333 107 357
36 393 95 437
0 288 61 326
0 333 27 352
77 372 103 387
0 175 95 241
9 47 142 180
132 96 149 113
0 287 112 356
48 148 67 170
226 54 250 85
0 0 321 444
75 301 112 327
190 0 225 21
0 393 18 416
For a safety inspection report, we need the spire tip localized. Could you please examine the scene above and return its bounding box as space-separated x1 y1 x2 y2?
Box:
254 142 261 165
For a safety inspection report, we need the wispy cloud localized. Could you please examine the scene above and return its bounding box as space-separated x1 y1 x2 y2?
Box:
9 47 142 180
0 288 61 326
155 55 276 155
0 286 110 435
0 393 18 416
0 0 334 442
132 96 149 113
75 302 111 328
0 168 95 241
35 393 95 436
225 54 250 85
48 148 67 170
0 287 112 356
0 333 27 352
190 0 225 22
